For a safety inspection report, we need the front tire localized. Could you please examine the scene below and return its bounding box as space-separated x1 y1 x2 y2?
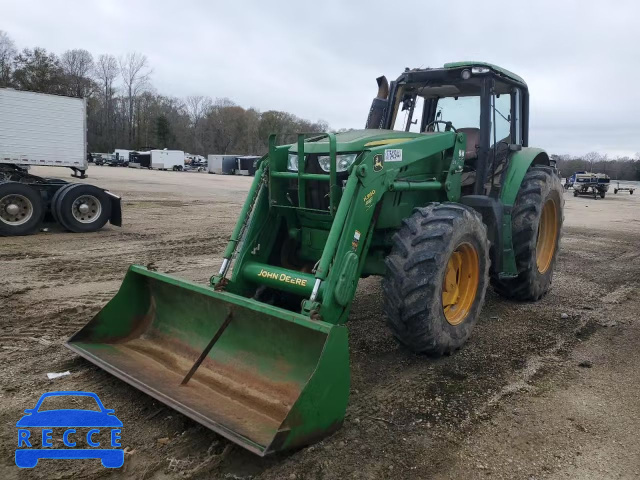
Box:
491 165 563 301
383 203 490 355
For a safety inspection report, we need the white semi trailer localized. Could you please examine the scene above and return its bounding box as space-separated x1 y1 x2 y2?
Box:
0 88 122 236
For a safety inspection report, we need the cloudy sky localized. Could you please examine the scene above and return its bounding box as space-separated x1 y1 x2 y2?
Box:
3 0 639 156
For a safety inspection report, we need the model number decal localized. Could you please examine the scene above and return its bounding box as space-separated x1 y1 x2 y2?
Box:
363 189 376 210
384 149 402 162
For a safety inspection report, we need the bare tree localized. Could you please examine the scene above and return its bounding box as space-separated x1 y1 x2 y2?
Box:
95 54 119 148
0 30 17 86
119 52 152 146
185 95 213 123
60 48 95 97
584 151 604 172
186 95 212 152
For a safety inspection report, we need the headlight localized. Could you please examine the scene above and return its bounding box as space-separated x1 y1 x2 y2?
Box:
288 153 299 171
317 154 358 173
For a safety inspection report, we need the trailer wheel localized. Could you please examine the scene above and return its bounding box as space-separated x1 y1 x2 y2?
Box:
56 184 112 233
383 203 490 355
491 166 563 301
0 182 45 236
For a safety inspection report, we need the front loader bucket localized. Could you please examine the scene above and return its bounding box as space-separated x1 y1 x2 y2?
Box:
66 265 349 456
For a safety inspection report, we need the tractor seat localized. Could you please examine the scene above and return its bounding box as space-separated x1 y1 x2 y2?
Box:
457 128 480 160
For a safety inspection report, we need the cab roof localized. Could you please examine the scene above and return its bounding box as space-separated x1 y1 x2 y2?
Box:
443 61 527 87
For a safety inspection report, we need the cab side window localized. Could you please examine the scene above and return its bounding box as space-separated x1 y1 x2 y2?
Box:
492 93 511 144
393 95 425 132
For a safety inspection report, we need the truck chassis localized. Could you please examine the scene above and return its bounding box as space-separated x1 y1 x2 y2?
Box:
0 165 121 236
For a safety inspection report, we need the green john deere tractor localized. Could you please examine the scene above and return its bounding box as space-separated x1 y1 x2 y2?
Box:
67 62 563 456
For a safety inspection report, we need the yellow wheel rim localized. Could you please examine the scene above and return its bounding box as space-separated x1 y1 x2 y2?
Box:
536 198 558 274
442 243 480 326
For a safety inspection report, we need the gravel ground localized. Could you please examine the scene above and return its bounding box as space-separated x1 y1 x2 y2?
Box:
1 166 639 479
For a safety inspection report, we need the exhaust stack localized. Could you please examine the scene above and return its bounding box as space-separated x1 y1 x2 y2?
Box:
364 76 389 129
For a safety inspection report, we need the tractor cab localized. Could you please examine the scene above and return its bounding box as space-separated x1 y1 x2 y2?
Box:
367 62 529 196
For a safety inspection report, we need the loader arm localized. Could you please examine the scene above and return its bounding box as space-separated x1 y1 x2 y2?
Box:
213 131 467 325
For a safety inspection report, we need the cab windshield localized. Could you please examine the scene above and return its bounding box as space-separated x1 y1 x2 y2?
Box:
391 81 517 145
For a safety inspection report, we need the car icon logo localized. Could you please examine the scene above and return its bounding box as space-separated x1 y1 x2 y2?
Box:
15 391 124 468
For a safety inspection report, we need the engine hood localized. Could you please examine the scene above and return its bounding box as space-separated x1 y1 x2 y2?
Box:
288 129 445 154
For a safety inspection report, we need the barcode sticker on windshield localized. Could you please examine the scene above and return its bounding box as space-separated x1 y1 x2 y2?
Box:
385 149 402 162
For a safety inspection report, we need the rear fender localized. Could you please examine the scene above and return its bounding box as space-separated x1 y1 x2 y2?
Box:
500 148 549 206
498 147 550 276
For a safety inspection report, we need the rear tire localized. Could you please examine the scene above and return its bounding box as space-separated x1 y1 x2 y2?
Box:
600 191 606 199
491 165 563 301
57 184 112 233
383 203 490 355
0 182 45 236
50 183 75 225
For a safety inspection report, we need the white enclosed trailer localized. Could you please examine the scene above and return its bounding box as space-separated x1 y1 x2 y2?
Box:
0 88 121 236
151 149 185 170
0 88 87 173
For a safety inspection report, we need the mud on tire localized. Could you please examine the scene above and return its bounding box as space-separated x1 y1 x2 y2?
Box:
383 203 490 355
491 165 563 301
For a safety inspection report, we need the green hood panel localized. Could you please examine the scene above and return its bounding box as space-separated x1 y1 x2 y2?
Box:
289 129 446 154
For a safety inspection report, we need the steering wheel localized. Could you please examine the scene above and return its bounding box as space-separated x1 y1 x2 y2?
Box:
424 120 457 133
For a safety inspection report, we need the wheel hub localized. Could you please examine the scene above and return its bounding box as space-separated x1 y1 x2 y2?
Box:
442 243 480 326
71 195 102 223
0 194 34 226
5 203 19 216
536 198 558 274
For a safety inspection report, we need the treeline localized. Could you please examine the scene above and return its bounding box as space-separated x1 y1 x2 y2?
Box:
0 30 328 155
552 152 640 181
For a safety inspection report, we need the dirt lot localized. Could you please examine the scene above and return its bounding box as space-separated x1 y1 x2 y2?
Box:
1 166 639 479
